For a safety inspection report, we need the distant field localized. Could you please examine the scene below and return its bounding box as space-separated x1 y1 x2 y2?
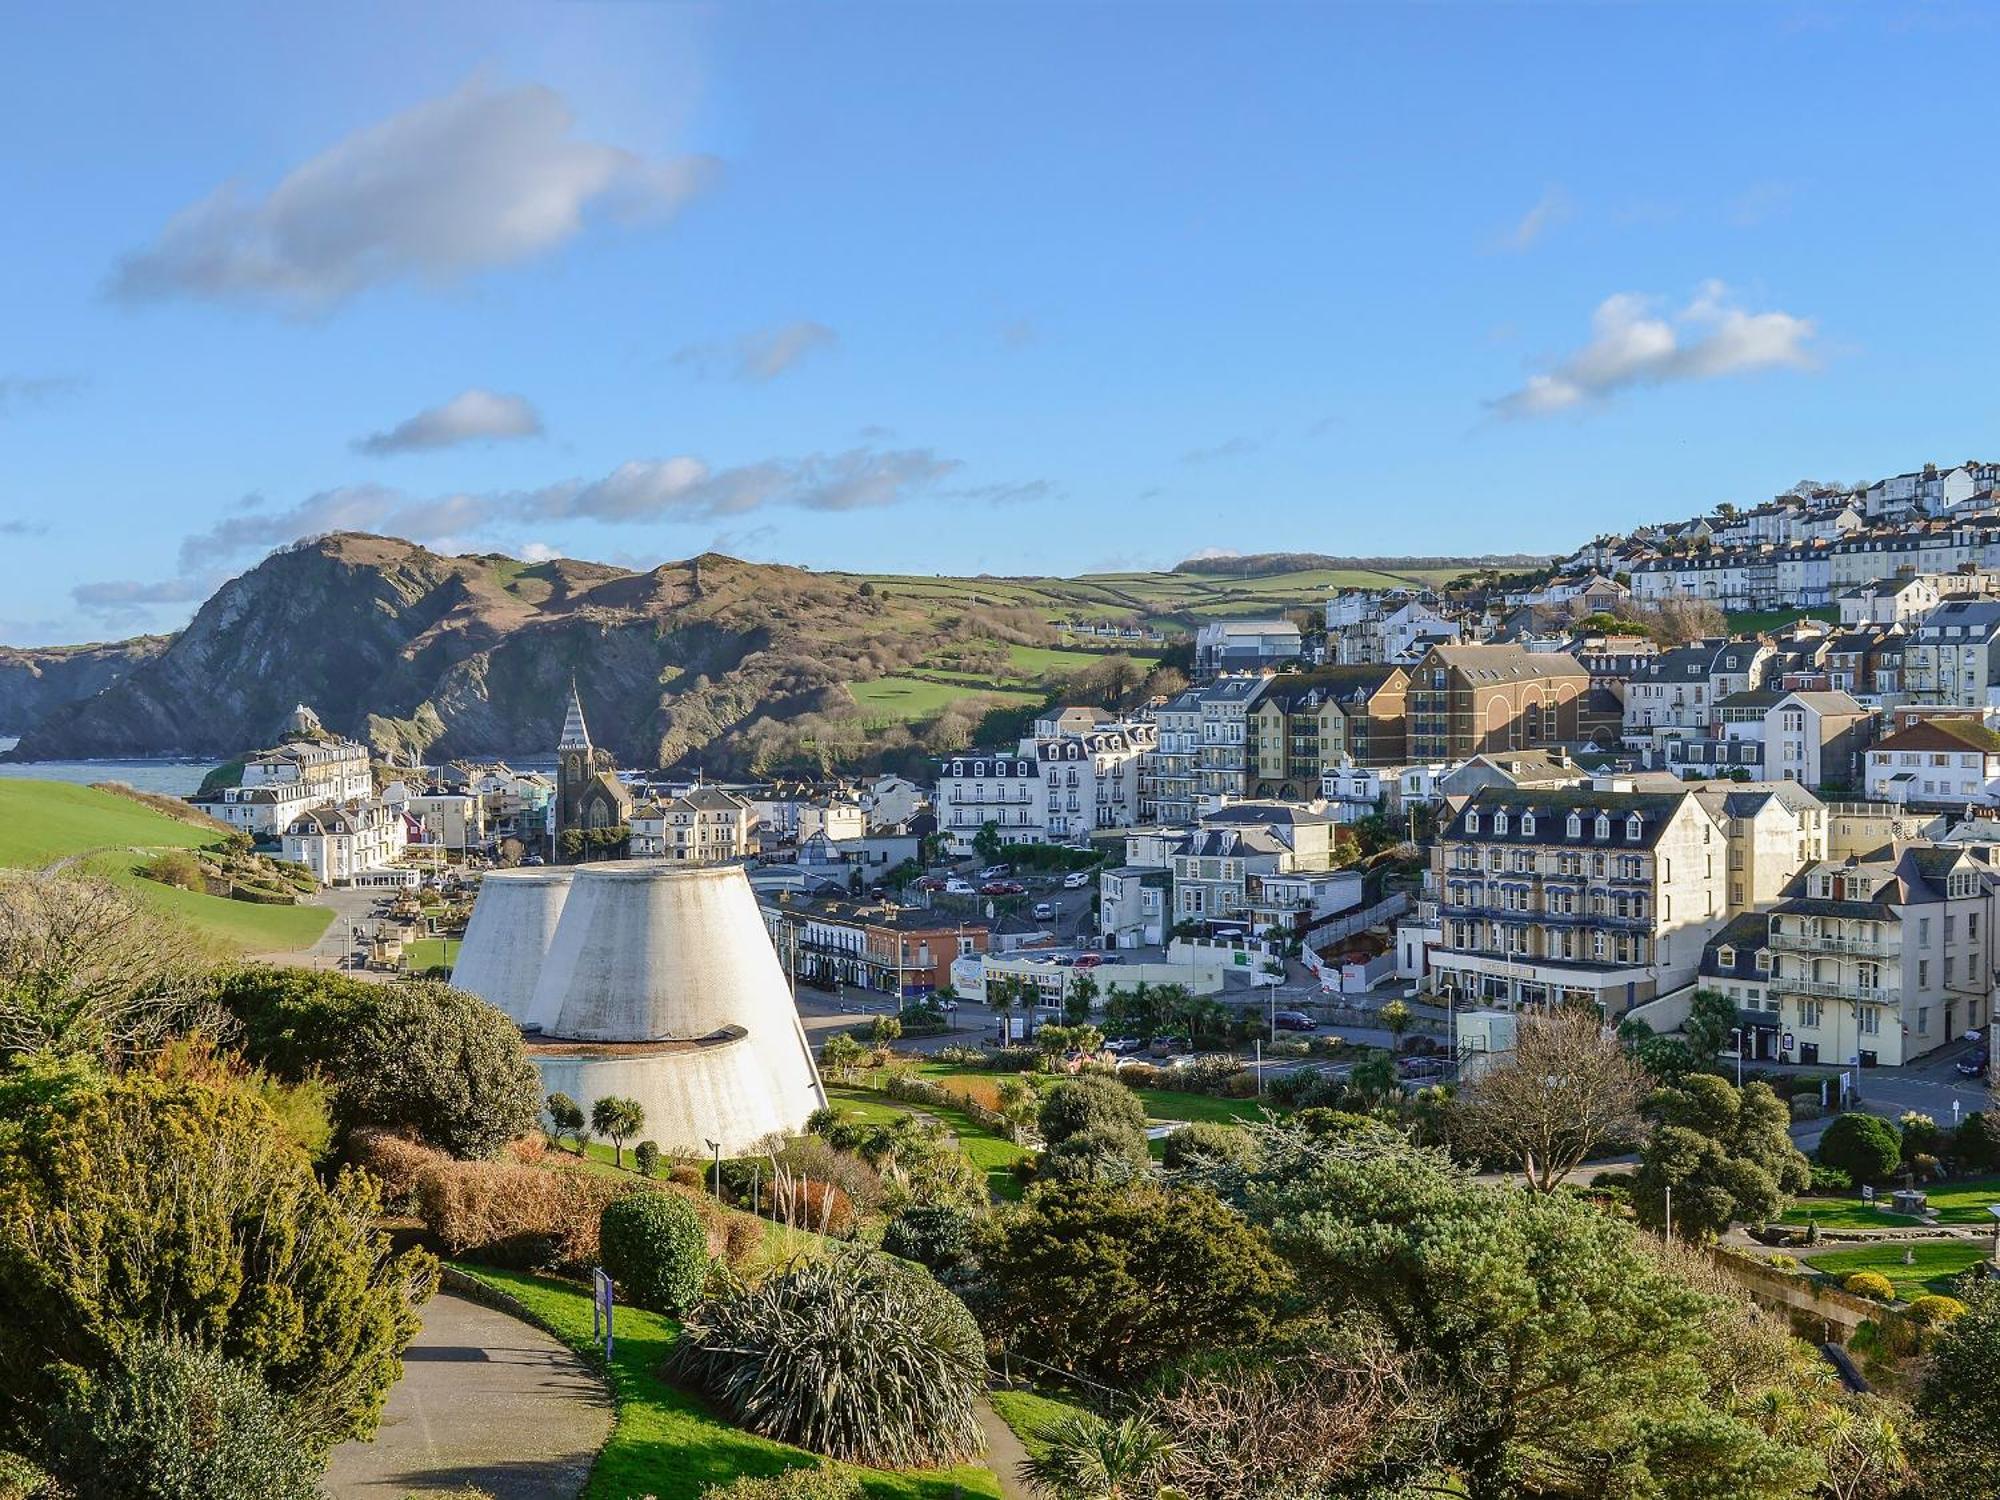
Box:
847 675 1043 725
1007 643 1160 675
0 779 331 954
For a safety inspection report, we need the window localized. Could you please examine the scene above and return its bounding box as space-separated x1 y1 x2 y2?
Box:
1800 999 1823 1028
1567 812 1582 838
1918 959 1930 987
1626 814 1643 841
1756 950 1771 973
1860 1007 1880 1037
1521 813 1536 836
1717 945 1735 968
1919 916 1932 945
1493 811 1508 835
1595 814 1611 840
1465 812 1480 833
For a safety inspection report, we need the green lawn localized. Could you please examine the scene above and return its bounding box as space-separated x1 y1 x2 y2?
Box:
0 781 332 953
1006 644 1159 676
0 778 213 866
401 935 460 972
1803 1241 1991 1299
847 676 1044 725
824 1084 1031 1201
1781 1175 2000 1229
988 1388 1090 1462
452 1265 1000 1500
1129 1087 1268 1125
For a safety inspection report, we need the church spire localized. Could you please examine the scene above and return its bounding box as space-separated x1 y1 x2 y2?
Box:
558 678 592 754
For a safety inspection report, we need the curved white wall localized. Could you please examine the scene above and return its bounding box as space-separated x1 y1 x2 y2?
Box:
531 1031 823 1157
449 868 575 1024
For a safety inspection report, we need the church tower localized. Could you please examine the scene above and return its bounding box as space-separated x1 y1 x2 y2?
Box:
557 679 593 839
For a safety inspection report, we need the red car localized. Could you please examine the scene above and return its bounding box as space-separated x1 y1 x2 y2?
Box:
980 881 1011 896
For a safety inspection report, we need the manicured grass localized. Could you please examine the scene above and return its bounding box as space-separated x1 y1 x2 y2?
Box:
400 935 461 972
0 781 332 952
988 1388 1090 1462
824 1083 1031 1202
453 1265 999 1500
1803 1241 1991 1299
1129 1087 1268 1125
1781 1175 2000 1228
0 778 213 866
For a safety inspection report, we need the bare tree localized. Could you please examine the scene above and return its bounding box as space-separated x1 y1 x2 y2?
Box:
0 870 213 1063
1455 1006 1648 1193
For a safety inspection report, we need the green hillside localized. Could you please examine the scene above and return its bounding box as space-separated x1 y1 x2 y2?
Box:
0 780 332 954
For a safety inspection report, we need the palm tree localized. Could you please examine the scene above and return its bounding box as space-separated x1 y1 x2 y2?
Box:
1019 1411 1179 1500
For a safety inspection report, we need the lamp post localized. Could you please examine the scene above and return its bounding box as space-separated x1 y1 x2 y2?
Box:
1731 1026 1744 1087
705 1139 722 1203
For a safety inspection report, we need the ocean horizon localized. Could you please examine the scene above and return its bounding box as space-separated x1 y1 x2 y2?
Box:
0 737 215 798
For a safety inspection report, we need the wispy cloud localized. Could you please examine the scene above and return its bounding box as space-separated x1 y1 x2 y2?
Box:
674 320 838 382
1727 180 1798 228
999 317 1038 350
354 388 544 455
71 574 216 625
1179 435 1259 465
0 375 86 417
0 519 49 537
109 77 717 314
1495 186 1572 252
1489 281 1817 418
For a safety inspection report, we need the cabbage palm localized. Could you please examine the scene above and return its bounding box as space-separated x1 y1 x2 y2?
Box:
1019 1411 1179 1500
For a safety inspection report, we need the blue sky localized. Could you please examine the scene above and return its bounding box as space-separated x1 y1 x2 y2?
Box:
2 1 1996 644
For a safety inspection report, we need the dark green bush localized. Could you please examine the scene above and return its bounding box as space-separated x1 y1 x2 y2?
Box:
1041 1122 1151 1185
634 1140 662 1179
1038 1073 1147 1146
600 1191 709 1314
670 1252 984 1467
881 1204 975 1271
1817 1112 1902 1185
37 1336 322 1500
1162 1120 1259 1172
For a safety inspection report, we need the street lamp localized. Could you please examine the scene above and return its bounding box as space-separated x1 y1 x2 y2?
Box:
1730 1026 1744 1087
705 1139 722 1202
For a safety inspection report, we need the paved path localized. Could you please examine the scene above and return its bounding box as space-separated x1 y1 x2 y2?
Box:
324 1291 612 1500
974 1398 1036 1500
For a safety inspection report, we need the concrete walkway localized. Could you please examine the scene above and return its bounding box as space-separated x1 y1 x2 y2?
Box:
974 1397 1037 1500
324 1291 613 1500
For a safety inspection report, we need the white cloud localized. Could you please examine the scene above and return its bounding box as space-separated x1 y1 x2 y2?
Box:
354 389 544 455
674 320 838 382
543 447 962 521
518 541 564 562
0 375 85 417
1496 186 1572 252
1490 281 1817 418
71 574 215 625
1179 435 1259 465
109 77 718 313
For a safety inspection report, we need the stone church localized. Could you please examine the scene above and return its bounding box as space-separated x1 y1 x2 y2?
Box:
556 682 633 858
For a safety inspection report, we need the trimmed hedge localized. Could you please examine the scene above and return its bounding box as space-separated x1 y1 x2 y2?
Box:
600 1191 711 1315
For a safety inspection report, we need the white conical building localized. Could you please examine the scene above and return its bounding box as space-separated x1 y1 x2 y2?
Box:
453 858 825 1155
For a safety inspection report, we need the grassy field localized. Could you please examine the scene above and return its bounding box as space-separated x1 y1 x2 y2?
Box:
1782 1175 2000 1229
1803 1241 1991 1299
847 676 1044 726
988 1388 1090 1462
0 780 332 953
400 935 460 972
824 1083 1030 1201
909 1061 1268 1129
1006 643 1160 676
453 1265 1000 1500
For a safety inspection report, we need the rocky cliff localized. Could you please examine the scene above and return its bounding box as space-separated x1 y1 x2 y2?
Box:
0 636 173 735
2 533 1051 774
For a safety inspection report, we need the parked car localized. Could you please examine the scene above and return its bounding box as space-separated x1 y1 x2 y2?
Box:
979 881 1012 896
1033 901 1057 920
1956 1048 1990 1077
913 875 946 891
522 854 545 866
1073 953 1104 969
1397 1056 1448 1080
1062 870 1091 889
1272 1010 1316 1032
978 864 1013 879
1105 1037 1144 1055
944 878 975 895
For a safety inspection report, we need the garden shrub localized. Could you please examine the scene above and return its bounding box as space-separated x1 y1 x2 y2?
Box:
1808 1162 1852 1192
1162 1121 1259 1172
1843 1271 1896 1302
1220 1070 1261 1099
415 1156 631 1268
1039 1073 1147 1146
1766 1254 1799 1272
758 1176 857 1239
671 1252 985 1467
1907 1293 1967 1328
634 1140 661 1179
1898 1111 1943 1162
701 1466 862 1500
1041 1122 1151 1185
600 1192 710 1314
1955 1110 2000 1171
1818 1113 1902 1184
1118 1062 1162 1088
36 1336 321 1500
1173 1054 1248 1096
881 1204 975 1271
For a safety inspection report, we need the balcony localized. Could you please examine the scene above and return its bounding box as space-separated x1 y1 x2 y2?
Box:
1780 975 1898 1004
1768 929 1898 957
1441 901 1651 932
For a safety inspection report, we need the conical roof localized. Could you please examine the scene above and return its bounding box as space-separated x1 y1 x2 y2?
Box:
558 679 592 753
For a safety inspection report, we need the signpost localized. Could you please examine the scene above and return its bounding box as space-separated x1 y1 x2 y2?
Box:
590 1267 615 1361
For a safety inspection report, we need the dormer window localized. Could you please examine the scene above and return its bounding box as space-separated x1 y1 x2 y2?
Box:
1755 951 1772 974
1494 811 1509 835
1567 812 1582 838
1717 945 1735 969
1465 812 1481 833
1521 814 1536 836
1626 815 1643 841
1595 814 1611 840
